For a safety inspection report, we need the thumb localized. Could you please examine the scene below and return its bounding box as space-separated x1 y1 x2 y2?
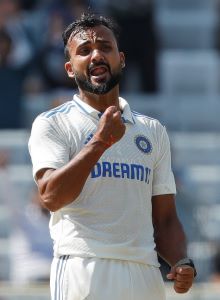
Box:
167 267 176 280
105 106 118 115
102 106 117 121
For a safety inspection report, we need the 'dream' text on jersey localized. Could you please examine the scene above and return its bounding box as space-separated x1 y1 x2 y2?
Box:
91 161 151 183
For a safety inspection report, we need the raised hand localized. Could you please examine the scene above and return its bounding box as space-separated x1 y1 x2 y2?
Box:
94 106 126 147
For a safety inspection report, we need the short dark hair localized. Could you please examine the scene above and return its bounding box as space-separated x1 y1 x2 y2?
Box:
62 13 120 60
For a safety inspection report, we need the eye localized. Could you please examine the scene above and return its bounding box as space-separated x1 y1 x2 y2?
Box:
101 44 112 52
78 47 90 56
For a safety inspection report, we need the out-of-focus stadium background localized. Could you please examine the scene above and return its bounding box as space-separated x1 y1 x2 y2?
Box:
0 0 220 299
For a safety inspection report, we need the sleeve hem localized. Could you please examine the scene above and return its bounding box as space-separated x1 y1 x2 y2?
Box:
33 161 65 179
152 184 176 196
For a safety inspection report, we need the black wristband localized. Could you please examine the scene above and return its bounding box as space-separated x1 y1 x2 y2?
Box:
174 258 197 277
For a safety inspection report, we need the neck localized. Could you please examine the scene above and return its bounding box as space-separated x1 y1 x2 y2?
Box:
78 86 120 112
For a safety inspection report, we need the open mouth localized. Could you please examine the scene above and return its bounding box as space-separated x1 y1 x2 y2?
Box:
89 65 109 82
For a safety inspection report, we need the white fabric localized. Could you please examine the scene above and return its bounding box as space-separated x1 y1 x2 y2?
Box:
50 256 166 300
29 95 176 266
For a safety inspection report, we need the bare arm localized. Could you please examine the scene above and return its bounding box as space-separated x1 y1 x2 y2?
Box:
152 194 187 265
36 106 125 212
152 194 195 293
36 140 107 212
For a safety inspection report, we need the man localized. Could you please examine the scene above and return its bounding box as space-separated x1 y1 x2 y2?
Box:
29 13 196 300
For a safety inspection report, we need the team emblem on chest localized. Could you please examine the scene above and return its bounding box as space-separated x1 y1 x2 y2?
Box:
134 135 152 154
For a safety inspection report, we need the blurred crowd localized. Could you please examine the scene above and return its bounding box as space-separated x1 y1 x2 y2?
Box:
0 0 159 284
0 150 52 284
0 0 158 129
1 0 220 286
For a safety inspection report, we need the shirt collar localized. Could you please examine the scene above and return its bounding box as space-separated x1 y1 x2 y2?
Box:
73 94 135 124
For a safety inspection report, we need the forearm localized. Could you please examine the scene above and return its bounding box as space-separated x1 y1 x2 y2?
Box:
155 217 196 294
38 138 108 211
154 217 187 267
36 106 125 212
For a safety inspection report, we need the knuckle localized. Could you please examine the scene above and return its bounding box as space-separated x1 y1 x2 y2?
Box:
176 288 187 294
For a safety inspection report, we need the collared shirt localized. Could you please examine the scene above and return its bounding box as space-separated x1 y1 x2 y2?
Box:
29 95 176 266
73 94 135 125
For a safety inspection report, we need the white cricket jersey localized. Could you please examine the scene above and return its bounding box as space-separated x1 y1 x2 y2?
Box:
29 95 176 266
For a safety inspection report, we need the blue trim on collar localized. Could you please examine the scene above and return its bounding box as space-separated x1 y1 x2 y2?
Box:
73 95 134 124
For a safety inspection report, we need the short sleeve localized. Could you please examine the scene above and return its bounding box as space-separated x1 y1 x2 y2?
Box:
28 116 71 179
152 126 176 196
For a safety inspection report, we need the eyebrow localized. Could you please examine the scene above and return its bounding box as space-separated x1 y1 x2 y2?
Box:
77 39 112 49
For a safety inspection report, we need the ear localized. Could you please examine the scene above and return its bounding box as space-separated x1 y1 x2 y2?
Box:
65 61 75 78
119 52 125 68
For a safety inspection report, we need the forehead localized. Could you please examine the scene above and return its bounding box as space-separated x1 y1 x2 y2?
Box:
70 25 117 47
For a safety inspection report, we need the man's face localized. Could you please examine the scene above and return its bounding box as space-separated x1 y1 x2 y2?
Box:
65 25 125 94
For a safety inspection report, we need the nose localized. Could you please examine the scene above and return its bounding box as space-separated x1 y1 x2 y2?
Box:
91 49 105 63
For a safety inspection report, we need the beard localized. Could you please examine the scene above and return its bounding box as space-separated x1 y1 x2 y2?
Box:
74 63 122 95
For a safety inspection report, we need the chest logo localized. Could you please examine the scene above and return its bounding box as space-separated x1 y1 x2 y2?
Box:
134 135 152 154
